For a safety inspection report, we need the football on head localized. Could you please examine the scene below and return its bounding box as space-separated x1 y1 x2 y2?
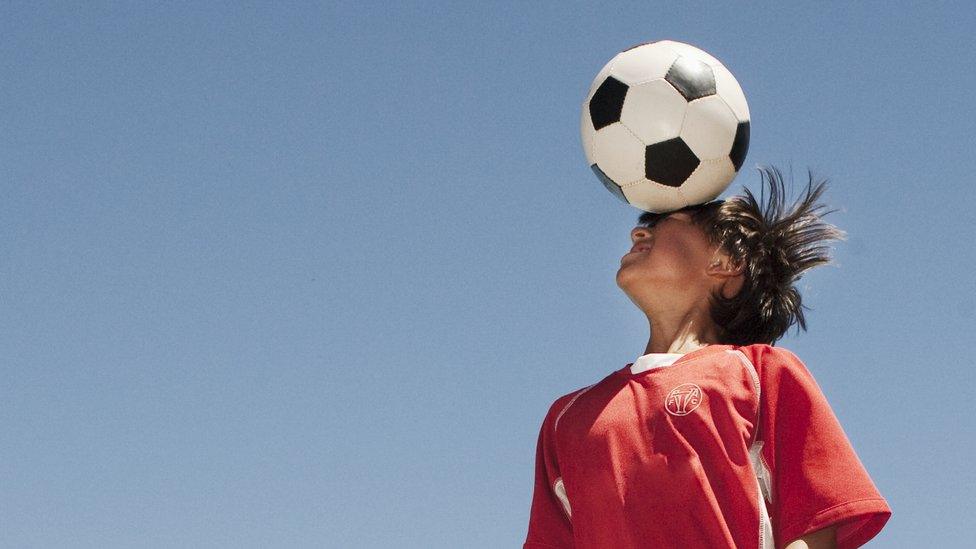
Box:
581 40 750 213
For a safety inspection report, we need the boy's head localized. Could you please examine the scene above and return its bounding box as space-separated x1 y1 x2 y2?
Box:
616 165 847 346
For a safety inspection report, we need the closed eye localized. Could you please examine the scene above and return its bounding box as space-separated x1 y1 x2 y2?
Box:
637 212 677 229
637 212 666 229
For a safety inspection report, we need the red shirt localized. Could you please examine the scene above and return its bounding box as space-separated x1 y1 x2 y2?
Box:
524 344 891 548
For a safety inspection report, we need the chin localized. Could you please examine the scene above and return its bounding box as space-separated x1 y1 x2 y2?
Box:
616 261 651 284
615 268 647 295
614 266 631 289
617 268 675 304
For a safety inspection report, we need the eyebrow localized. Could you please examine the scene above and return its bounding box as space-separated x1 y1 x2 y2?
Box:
637 202 714 227
637 210 669 227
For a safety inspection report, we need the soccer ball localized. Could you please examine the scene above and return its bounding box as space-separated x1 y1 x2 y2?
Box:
581 40 750 213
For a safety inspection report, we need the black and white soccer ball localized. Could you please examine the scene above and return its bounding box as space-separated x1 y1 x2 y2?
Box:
581 40 750 213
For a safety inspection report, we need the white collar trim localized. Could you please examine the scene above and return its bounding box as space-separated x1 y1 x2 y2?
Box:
630 352 686 374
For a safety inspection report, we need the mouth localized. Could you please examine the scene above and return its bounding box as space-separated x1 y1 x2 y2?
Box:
622 249 650 262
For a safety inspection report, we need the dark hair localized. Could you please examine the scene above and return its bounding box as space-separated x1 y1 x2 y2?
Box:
636 165 847 345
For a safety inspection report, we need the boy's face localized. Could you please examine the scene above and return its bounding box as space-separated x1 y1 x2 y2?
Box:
616 210 722 309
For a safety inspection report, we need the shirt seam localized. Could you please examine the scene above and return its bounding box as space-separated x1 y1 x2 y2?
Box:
728 349 762 446
779 497 889 537
554 383 596 433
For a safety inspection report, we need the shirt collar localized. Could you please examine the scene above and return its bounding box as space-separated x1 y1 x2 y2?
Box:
629 352 686 374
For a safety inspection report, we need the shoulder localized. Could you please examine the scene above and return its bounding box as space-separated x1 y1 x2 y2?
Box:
540 371 619 428
733 343 809 375
732 344 826 394
733 345 834 408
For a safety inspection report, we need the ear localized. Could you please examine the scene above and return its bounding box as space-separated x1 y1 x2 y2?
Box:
707 250 745 299
706 249 745 278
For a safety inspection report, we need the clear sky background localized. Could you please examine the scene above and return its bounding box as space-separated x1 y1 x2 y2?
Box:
1 2 973 547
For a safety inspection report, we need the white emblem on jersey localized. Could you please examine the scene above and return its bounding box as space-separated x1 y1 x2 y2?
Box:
553 477 572 519
665 383 703 416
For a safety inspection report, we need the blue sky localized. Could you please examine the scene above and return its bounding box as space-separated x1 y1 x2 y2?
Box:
1 2 973 547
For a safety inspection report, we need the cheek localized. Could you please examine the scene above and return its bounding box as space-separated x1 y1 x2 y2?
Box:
649 237 707 274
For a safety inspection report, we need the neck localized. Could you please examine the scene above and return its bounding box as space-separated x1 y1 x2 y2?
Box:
643 309 721 355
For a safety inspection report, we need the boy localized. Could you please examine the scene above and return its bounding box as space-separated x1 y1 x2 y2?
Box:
523 167 891 548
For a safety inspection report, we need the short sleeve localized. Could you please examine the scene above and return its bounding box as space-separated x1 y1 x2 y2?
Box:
524 399 574 549
756 346 891 549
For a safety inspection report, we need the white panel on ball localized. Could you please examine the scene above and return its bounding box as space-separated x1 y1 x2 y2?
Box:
580 104 596 165
608 45 678 86
619 79 687 145
657 40 722 67
621 180 687 213
592 123 646 186
713 65 750 121
679 157 736 205
680 96 738 161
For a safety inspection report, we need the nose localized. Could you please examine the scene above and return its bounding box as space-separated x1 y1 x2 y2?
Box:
631 226 651 242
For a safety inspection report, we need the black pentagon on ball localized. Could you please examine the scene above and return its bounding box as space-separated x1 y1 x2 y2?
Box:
645 138 700 187
729 120 750 171
591 164 629 204
589 76 629 131
665 56 716 101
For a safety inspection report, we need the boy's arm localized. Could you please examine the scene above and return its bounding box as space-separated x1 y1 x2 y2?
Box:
524 402 574 548
756 346 891 549
785 525 838 549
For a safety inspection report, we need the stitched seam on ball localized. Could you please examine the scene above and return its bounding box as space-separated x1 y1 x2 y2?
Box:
619 120 645 147
676 187 687 206
678 101 690 139
615 122 648 188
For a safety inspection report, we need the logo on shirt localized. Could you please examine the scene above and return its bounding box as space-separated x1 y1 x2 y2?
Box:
665 383 702 416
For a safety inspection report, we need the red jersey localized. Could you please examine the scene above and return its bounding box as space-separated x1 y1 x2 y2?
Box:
524 344 890 549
